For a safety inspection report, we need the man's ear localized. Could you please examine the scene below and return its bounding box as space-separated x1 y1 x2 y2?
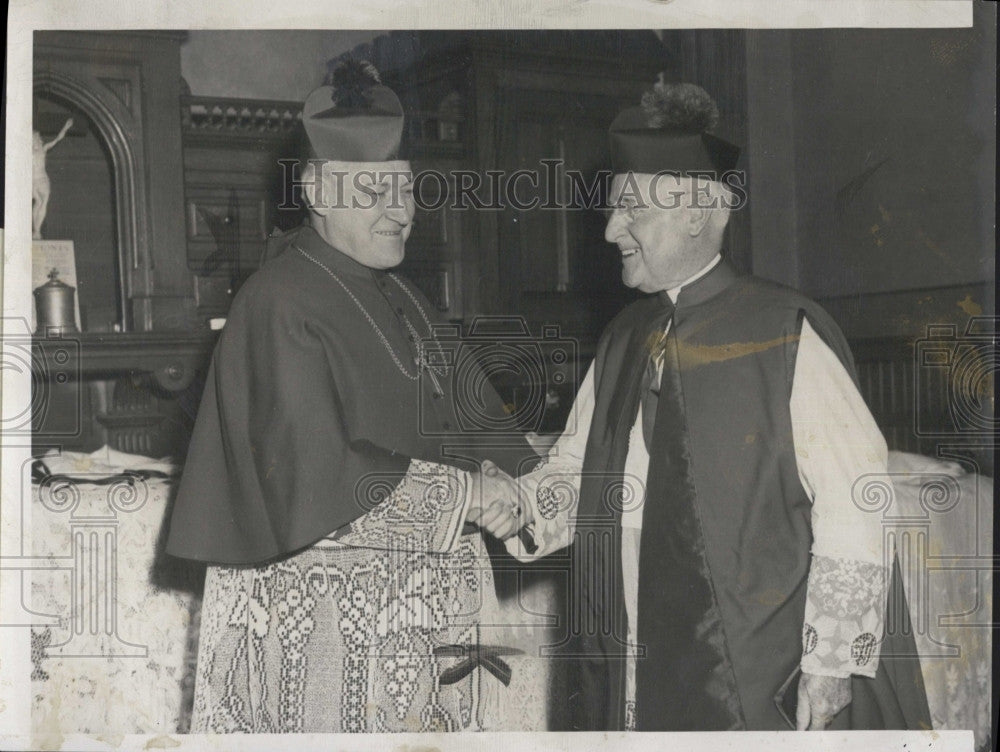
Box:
300 161 332 217
686 204 713 237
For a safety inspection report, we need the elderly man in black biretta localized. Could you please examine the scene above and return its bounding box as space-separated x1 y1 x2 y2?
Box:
488 79 931 733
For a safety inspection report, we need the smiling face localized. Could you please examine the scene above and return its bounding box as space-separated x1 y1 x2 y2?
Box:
310 160 415 269
604 172 725 293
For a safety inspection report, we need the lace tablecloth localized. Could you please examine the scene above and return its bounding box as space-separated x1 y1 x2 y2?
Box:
27 446 555 735
29 447 203 735
27 446 988 745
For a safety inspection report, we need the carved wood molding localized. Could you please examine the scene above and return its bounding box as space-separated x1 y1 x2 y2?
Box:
33 332 218 393
180 94 467 157
180 95 303 143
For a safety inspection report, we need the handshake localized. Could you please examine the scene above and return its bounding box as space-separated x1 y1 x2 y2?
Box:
467 460 534 541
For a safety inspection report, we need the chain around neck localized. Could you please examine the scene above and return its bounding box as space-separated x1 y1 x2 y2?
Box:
294 243 446 381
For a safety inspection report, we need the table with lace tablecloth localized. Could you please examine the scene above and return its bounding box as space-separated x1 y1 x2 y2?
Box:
886 451 993 751
29 447 203 735
27 446 557 734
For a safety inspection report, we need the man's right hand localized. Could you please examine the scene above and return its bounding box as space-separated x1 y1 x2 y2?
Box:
467 460 533 540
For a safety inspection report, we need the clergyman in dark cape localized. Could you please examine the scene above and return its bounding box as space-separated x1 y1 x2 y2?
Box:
165 62 540 732
503 80 931 732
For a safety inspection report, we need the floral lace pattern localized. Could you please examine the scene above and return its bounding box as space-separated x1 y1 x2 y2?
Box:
30 628 52 681
801 555 887 678
329 459 470 554
193 531 554 732
806 556 886 619
506 469 580 559
850 632 878 667
536 485 560 520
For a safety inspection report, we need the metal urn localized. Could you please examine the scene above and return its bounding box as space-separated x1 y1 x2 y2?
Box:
33 268 79 335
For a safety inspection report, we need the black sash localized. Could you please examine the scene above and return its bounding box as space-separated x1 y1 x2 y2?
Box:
634 294 745 730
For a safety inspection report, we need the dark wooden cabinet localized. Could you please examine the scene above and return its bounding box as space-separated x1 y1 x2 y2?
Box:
34 31 193 333
370 32 681 430
489 79 640 337
382 31 677 340
179 96 303 319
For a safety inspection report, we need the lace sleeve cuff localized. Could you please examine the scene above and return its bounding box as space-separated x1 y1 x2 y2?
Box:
326 459 472 554
800 555 888 679
504 455 579 560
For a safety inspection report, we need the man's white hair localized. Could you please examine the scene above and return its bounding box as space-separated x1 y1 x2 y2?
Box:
704 179 733 245
681 175 732 250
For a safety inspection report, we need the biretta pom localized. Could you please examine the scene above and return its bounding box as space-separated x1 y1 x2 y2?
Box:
640 80 720 133
610 78 738 175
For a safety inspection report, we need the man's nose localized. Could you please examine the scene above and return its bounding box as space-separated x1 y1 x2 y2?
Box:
384 201 411 226
605 209 624 244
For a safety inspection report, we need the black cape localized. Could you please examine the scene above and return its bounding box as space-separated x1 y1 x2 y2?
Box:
557 260 931 731
166 225 532 564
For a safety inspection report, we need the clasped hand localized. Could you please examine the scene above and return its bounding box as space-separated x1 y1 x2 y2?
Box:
796 672 852 730
466 460 533 540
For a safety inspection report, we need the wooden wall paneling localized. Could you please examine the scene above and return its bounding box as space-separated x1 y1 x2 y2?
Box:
389 31 673 336
744 31 800 288
664 29 751 275
399 157 464 318
180 94 305 322
470 61 500 319
480 52 662 336
183 187 268 269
